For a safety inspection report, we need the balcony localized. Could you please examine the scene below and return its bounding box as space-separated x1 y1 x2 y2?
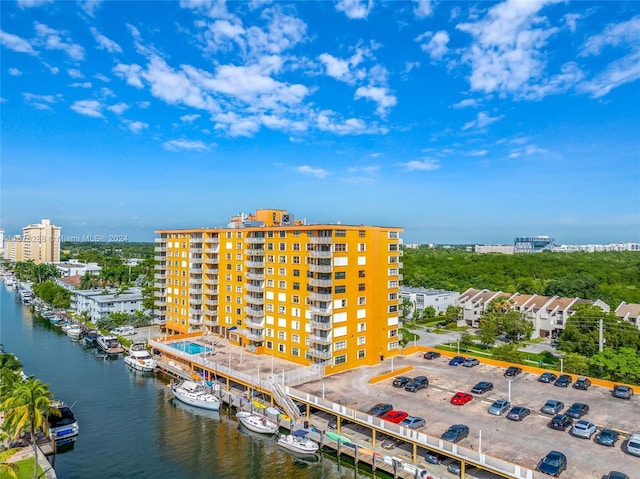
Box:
190 267 203 274
309 250 332 259
190 248 203 254
244 318 264 329
204 268 218 274
308 349 332 360
154 291 166 298
205 277 219 286
309 236 333 244
190 277 203 285
245 260 264 268
189 287 202 295
154 246 166 252
189 308 203 316
245 248 265 256
244 283 263 293
153 264 166 270
155 237 167 243
203 319 218 327
246 332 265 342
154 310 166 319
310 320 332 330
245 236 265 244
204 306 218 315
309 278 332 287
204 287 218 295
310 334 332 345
204 247 219 254
153 299 166 307
310 306 331 316
204 299 218 307
153 255 166 261
190 317 203 325
190 298 202 305
309 292 332 301
205 237 219 244
154 273 166 280
204 256 219 264
244 294 264 305
246 272 265 281
309 264 332 273
245 306 265 317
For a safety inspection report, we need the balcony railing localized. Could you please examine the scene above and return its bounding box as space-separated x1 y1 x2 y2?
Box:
153 264 165 270
309 278 332 287
244 306 265 317
205 237 219 244
190 317 203 325
153 299 166 307
308 349 332 360
246 272 265 281
309 250 332 259
246 332 265 342
154 290 165 297
204 247 219 254
245 260 264 268
310 334 332 345
244 294 264 305
154 273 166 280
203 319 218 327
204 256 218 264
205 268 218 274
244 318 265 329
190 277 203 285
245 236 265 243
190 248 203 254
309 292 332 301
204 299 218 306
308 236 333 244
244 283 263 293
205 277 219 286
309 264 332 273
153 255 166 261
190 298 202 305
204 287 218 295
310 306 331 316
154 246 166 252
155 237 166 243
310 320 332 330
190 267 203 274
245 248 265 256
189 308 203 316
189 287 202 295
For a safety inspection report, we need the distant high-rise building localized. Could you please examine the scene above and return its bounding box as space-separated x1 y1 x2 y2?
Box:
514 235 555 254
154 208 403 373
0 229 4 257
8 219 62 264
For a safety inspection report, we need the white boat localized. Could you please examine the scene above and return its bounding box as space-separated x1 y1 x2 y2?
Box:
277 431 320 455
172 380 221 411
96 334 125 356
124 341 156 372
47 400 79 444
66 324 84 340
236 411 279 435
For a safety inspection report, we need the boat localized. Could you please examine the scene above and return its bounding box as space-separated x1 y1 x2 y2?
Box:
96 334 125 356
277 430 320 455
236 411 279 435
60 321 73 333
266 406 291 422
66 324 84 340
84 330 99 347
172 380 221 411
47 400 79 444
124 341 156 372
325 430 352 445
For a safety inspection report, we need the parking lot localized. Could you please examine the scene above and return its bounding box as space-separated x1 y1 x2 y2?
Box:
296 352 640 479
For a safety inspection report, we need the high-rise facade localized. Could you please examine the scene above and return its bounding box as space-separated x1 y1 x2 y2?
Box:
22 219 61 264
154 209 403 372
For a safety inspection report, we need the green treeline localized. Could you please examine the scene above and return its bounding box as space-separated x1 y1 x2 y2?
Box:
401 248 640 309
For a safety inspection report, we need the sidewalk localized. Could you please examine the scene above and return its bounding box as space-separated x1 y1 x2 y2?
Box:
5 444 57 479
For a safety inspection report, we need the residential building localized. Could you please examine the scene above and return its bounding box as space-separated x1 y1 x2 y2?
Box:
154 208 403 373
0 228 4 257
72 287 144 322
474 245 515 254
615 302 640 329
56 275 83 291
399 287 459 317
458 288 510 327
5 219 62 264
5 236 24 263
514 235 555 254
56 260 102 277
552 242 640 253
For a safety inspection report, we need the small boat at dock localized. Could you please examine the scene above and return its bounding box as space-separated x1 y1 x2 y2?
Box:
236 411 279 435
171 380 221 411
84 330 98 347
124 341 156 372
277 430 319 455
66 324 84 340
96 334 125 356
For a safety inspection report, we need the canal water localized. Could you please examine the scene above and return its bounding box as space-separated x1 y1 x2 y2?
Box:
0 283 360 479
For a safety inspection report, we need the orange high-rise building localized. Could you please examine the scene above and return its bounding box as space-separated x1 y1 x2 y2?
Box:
154 209 403 372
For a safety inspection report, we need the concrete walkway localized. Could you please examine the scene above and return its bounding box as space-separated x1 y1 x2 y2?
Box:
5 444 57 479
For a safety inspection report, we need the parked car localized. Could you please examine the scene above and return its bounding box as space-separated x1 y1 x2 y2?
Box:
380 435 404 450
450 392 473 405
110 325 135 336
604 472 629 479
571 420 597 439
448 356 466 366
506 406 531 421
400 416 425 429
440 424 469 443
595 428 620 447
423 351 441 360
488 398 511 416
539 372 558 383
536 450 567 477
541 400 564 415
626 433 640 457
566 402 589 419
404 375 428 392
471 381 493 394
504 366 522 377
392 376 411 388
447 460 462 475
381 410 409 424
463 357 479 367
554 374 573 388
366 403 393 417
548 414 573 431
425 451 444 464
573 377 592 390
612 385 634 399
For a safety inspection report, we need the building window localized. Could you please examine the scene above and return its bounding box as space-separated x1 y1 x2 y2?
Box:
388 231 398 239
357 349 366 359
335 285 346 294
334 243 347 252
358 296 366 305
334 355 346 365
358 283 365 291
293 269 300 277
388 280 398 288
292 295 300 304
266 279 274 288
389 256 398 264
388 329 398 338
334 271 346 280
389 292 397 300
279 243 286 251
266 341 273 349
358 230 365 238
278 280 286 289
358 322 366 332
293 243 300 251
292 334 300 344
389 244 398 251
278 344 285 353
388 305 398 313
292 256 300 264
266 304 274 312
357 336 366 345
388 268 398 276
279 231 286 238
237 275 242 282
335 230 346 237
266 267 274 275
334 340 347 351
236 242 242 249
267 255 274 263
278 331 286 340
293 282 300 290
226 295 231 302
358 243 366 252
236 308 241 315
267 243 274 250
278 306 286 314
266 328 273 337
278 256 287 263
292 347 300 357
278 268 286 276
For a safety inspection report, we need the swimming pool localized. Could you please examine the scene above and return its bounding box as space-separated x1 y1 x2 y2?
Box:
169 341 211 355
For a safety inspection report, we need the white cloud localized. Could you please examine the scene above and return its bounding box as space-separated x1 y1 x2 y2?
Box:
296 165 329 178
212 111 261 137
335 0 373 20
34 23 85 61
319 53 351 80
180 114 201 123
509 143 548 158
344 165 379 183
163 139 209 151
70 82 92 88
404 61 420 73
468 149 488 156
90 27 122 53
113 63 144 88
107 102 129 115
563 13 581 33
179 0 232 19
17 0 52 7
318 46 371 84
94 73 110 82
8 68 22 76
79 0 103 17
414 0 433 18
462 111 504 130
123 120 149 134
354 85 397 116
581 16 640 56
23 92 59 110
67 68 83 78
451 98 479 109
456 0 563 99
399 159 440 171
70 99 104 118
417 30 449 60
315 110 387 135
0 30 37 55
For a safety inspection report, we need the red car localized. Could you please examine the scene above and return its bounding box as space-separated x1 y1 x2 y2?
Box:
381 410 409 424
450 392 473 406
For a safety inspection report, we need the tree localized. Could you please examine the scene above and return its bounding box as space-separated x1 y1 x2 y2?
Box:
491 343 525 364
32 263 59 284
562 353 589 375
500 311 534 342
544 274 600 300
400 298 413 319
79 273 100 290
1 378 59 479
458 331 475 351
588 347 640 384
422 306 436 320
0 447 20 479
478 317 499 347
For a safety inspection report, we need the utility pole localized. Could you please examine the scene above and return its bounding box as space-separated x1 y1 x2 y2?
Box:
599 318 604 353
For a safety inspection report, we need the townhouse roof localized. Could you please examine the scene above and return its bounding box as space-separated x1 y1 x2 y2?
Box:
58 275 82 288
615 302 640 319
545 297 577 311
509 294 536 308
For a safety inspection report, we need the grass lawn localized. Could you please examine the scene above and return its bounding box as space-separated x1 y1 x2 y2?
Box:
9 456 45 479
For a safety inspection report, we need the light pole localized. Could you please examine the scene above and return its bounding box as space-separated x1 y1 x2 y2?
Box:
508 379 513 403
457 338 460 355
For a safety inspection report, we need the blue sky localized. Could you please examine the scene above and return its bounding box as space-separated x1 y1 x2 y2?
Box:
1 0 639 245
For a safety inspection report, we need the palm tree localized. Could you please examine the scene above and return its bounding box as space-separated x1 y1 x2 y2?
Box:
1 378 59 479
0 446 20 479
79 273 99 290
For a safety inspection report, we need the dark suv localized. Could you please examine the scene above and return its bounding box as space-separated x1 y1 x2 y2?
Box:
392 376 411 388
573 377 592 390
554 374 573 388
366 403 393 417
404 376 429 392
549 414 573 431
504 366 523 377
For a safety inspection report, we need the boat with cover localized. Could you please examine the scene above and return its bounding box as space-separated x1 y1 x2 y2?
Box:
66 324 84 340
47 400 79 444
96 334 125 356
124 341 156 372
236 411 279 434
84 330 99 347
172 380 221 411
277 430 319 455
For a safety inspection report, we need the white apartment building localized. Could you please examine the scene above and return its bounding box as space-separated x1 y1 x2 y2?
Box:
72 287 144 322
56 260 102 277
399 287 460 317
615 302 640 329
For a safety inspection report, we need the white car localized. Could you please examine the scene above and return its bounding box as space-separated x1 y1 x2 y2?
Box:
627 433 640 456
571 420 596 439
110 325 135 336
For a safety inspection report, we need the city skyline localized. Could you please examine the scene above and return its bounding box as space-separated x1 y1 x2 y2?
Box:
1 0 639 244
